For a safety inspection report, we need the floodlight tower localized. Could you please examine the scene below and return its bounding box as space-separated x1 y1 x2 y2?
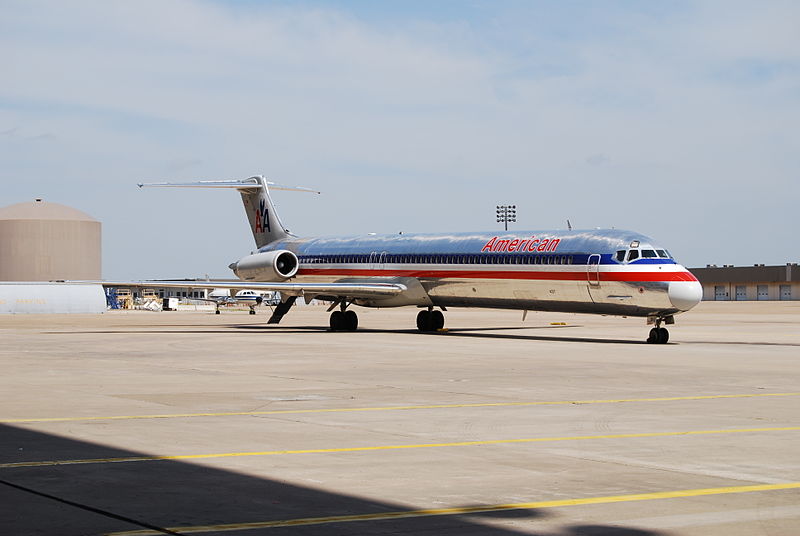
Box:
496 204 516 231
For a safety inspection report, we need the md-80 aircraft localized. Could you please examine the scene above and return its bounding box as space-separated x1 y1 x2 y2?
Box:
132 175 702 343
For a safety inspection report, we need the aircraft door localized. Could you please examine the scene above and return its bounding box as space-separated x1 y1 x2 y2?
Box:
586 254 601 303
587 254 601 287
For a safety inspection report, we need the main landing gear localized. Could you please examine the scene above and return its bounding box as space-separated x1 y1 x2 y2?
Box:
416 308 445 332
329 302 358 332
647 317 670 344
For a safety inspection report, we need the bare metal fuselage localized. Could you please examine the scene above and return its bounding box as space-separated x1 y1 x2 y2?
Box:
263 229 700 319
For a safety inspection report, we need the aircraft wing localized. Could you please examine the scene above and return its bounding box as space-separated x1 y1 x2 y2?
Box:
88 280 408 300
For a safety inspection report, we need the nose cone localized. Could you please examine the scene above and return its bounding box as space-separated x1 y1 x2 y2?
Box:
668 280 702 311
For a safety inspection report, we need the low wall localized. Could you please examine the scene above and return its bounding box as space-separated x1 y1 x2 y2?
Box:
0 283 106 314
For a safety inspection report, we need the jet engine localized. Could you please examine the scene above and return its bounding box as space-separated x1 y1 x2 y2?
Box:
229 250 299 281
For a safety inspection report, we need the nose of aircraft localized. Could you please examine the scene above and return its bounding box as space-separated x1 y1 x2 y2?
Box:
668 280 703 311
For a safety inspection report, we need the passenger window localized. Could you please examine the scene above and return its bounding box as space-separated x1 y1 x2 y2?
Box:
616 250 626 262
642 249 657 258
628 250 639 261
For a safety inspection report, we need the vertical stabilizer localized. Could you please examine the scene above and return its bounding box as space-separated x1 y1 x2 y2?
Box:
138 175 319 249
239 176 290 248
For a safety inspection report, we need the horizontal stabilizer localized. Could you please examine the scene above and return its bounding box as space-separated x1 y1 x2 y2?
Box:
138 175 319 248
138 177 320 194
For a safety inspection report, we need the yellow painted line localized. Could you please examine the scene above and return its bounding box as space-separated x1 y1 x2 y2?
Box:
3 426 799 469
107 481 800 535
4 392 799 424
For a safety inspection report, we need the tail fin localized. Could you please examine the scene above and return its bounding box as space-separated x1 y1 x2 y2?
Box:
138 175 319 248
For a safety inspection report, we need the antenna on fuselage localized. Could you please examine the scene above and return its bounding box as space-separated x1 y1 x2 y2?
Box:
567 219 572 231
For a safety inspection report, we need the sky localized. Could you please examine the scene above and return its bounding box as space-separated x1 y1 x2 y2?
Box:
2 0 798 279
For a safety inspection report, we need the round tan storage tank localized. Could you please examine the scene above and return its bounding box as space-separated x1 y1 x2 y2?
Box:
0 199 101 281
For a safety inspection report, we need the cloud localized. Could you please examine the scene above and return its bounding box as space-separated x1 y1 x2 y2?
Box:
1 0 798 276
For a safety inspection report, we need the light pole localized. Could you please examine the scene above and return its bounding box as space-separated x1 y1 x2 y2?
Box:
496 205 516 231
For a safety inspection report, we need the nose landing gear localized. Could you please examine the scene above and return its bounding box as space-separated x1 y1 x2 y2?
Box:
647 316 671 344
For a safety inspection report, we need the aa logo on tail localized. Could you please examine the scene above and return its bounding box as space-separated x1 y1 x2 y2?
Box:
255 199 271 233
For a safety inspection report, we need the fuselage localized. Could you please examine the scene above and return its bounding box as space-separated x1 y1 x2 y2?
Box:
259 228 702 318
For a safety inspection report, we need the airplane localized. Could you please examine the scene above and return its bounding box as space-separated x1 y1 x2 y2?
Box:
120 175 702 344
196 288 273 315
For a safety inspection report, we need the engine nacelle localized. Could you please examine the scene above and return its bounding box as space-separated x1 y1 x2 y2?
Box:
229 250 299 281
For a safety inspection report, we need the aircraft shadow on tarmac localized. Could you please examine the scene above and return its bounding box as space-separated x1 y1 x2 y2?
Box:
44 325 647 344
235 324 647 345
0 424 668 536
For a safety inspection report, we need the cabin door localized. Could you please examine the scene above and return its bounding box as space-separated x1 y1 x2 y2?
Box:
586 254 601 302
587 254 601 286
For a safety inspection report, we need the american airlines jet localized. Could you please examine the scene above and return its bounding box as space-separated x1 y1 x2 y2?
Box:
133 175 702 344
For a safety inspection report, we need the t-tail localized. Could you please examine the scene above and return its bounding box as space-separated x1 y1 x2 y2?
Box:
138 175 319 248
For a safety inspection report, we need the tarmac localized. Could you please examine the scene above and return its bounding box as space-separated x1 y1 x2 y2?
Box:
1 301 798 535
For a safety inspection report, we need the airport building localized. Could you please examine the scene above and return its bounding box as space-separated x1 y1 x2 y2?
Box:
690 264 799 301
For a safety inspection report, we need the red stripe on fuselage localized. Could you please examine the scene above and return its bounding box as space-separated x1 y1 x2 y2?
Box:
297 268 698 283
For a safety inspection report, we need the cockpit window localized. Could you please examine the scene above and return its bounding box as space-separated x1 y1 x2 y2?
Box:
656 249 668 258
641 249 657 258
627 250 639 261
615 250 626 262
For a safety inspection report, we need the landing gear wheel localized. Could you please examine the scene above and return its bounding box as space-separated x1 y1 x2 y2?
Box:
344 310 358 331
215 309 221 315
249 309 256 315
417 310 444 332
647 327 669 344
416 310 431 332
330 310 358 331
330 310 344 331
431 310 445 330
657 327 669 344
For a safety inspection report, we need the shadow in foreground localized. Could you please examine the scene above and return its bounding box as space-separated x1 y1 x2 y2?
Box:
0 425 670 535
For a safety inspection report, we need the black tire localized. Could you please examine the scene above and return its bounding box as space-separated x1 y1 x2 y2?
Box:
416 310 432 332
658 327 669 344
215 310 221 315
344 310 358 331
431 310 445 331
647 327 659 344
330 311 344 331
249 309 256 315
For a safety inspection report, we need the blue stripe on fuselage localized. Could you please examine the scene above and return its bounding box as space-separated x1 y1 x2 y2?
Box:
264 229 677 266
